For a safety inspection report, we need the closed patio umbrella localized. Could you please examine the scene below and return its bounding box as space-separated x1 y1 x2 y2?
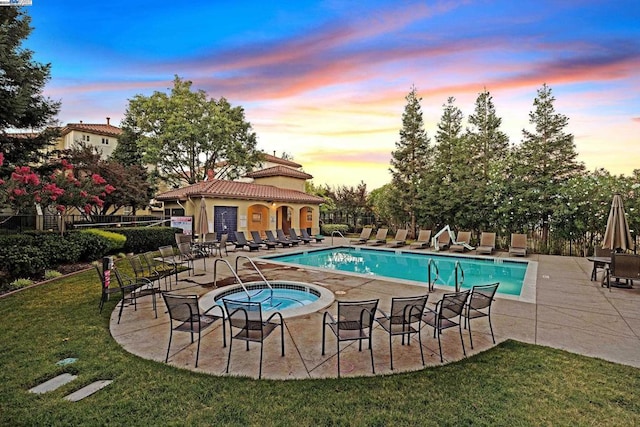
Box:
602 194 634 252
197 197 209 240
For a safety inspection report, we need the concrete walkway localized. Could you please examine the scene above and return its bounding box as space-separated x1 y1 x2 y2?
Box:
110 241 640 379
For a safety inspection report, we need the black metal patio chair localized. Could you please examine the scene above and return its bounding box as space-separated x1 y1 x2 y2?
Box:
421 290 470 362
463 283 499 349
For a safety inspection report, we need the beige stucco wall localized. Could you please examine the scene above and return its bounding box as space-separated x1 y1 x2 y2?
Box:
162 197 321 236
55 130 117 159
252 176 306 192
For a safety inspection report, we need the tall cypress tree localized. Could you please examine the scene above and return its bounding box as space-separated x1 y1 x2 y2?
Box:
0 7 60 174
389 86 432 237
513 83 584 246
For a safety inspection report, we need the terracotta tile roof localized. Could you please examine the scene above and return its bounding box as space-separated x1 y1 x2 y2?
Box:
246 165 313 180
4 132 40 139
156 179 324 204
61 123 122 137
261 153 302 168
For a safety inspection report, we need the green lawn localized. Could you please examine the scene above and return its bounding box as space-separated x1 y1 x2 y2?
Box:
1 267 639 426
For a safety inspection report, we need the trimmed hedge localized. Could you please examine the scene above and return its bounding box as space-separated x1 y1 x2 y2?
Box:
103 227 181 254
321 223 349 236
67 231 112 262
82 229 126 252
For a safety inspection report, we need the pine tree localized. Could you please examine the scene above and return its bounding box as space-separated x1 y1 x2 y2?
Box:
389 86 432 237
513 83 584 247
466 89 510 232
0 7 60 173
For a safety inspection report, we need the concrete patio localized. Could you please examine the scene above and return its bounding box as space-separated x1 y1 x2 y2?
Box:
110 240 640 379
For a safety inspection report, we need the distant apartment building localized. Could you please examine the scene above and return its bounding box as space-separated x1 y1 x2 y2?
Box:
52 117 122 158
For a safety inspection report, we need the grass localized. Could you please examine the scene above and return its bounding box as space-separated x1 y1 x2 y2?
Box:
1 266 639 426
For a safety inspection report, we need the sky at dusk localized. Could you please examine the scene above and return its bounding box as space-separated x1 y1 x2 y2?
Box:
21 0 640 189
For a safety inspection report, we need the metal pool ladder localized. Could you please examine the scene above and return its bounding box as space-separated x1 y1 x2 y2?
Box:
235 255 273 303
427 258 439 292
331 230 348 246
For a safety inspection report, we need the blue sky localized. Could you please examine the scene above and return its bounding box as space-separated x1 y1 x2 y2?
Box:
23 0 640 188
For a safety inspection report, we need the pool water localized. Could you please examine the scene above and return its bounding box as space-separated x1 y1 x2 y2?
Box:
265 247 529 296
219 287 319 311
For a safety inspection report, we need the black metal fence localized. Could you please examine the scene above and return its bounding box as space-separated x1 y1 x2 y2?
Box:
0 213 168 234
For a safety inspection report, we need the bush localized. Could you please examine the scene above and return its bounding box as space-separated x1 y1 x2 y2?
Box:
38 233 82 266
82 229 127 253
0 245 46 279
67 230 112 262
10 278 34 288
44 270 63 280
321 224 349 236
103 227 181 253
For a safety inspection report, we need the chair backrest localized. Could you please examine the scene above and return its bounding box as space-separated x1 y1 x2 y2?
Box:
163 293 199 323
389 294 428 325
159 245 175 260
219 233 228 246
417 229 431 242
128 255 146 277
438 232 451 244
289 229 300 239
468 283 499 311
276 229 288 241
394 229 408 241
265 230 277 242
250 230 263 243
235 231 248 244
359 228 372 240
594 246 611 258
203 232 217 243
175 233 191 245
611 253 640 278
301 229 312 239
439 290 470 320
511 233 527 248
457 231 471 244
480 232 496 247
178 242 193 257
223 299 263 330
375 229 388 240
336 299 379 331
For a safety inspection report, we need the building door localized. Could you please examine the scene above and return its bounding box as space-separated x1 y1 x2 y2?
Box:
214 206 237 239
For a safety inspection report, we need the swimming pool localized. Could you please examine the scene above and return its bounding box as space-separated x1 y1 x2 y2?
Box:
260 247 536 301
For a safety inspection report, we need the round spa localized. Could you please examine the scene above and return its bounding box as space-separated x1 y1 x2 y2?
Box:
199 281 335 319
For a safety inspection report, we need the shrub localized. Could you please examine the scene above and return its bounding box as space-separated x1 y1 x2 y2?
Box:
0 245 46 279
82 229 126 253
37 233 82 266
321 224 349 236
44 270 63 280
9 278 34 288
104 227 181 253
67 230 112 261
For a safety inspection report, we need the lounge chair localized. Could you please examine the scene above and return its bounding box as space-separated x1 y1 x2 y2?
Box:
265 230 292 247
450 231 473 252
162 293 226 368
409 229 431 249
386 229 408 248
233 231 260 251
251 231 277 250
350 227 372 245
223 298 284 379
290 228 311 244
322 299 379 377
476 232 496 255
421 290 470 362
509 234 528 257
375 294 429 370
436 232 452 251
301 228 324 243
367 228 388 246
463 283 499 349
278 229 299 245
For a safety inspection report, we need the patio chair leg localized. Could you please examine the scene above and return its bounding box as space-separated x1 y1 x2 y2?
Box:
226 335 233 374
259 343 264 379
488 315 495 344
417 329 425 366
437 329 443 363
165 330 173 363
468 318 474 349
337 340 341 378
369 336 375 374
195 331 201 368
321 326 326 355
458 324 466 357
389 334 394 370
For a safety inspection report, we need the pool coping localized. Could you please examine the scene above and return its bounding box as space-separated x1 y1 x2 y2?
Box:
257 245 538 304
199 280 335 319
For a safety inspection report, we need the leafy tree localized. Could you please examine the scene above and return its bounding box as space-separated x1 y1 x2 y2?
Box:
511 84 584 248
111 127 145 167
324 182 371 231
389 86 433 237
121 76 261 187
60 145 152 215
0 7 60 174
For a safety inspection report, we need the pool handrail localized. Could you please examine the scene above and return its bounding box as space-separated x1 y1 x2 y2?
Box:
331 230 348 246
454 261 465 292
427 258 439 292
213 258 250 300
235 255 273 303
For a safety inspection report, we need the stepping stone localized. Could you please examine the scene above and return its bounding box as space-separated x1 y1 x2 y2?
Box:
56 358 78 366
64 380 113 402
29 373 77 394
